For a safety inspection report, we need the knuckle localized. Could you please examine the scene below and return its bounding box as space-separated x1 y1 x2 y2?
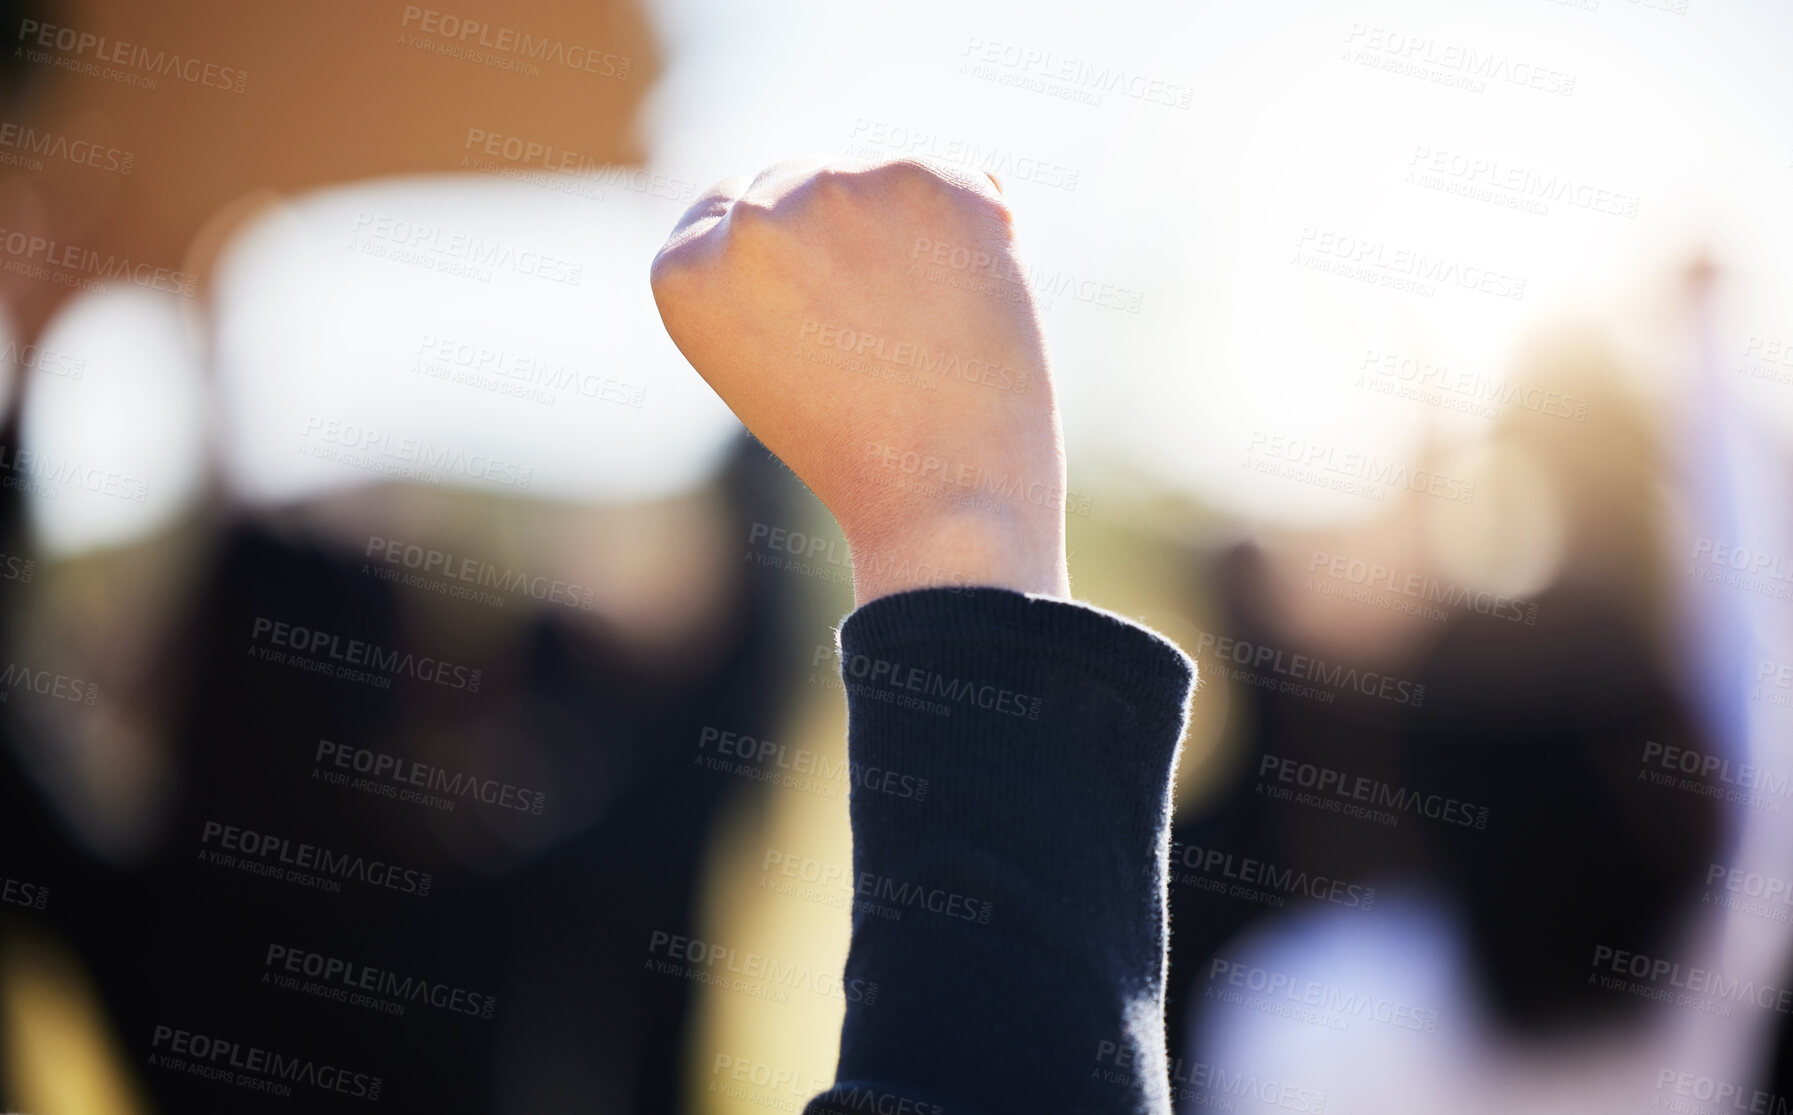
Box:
968 186 1013 227
880 158 1010 220
720 199 781 253
727 197 777 228
867 157 940 192
808 166 858 203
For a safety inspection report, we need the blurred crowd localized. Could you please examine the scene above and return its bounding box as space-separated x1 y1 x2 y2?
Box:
3 1 1792 1113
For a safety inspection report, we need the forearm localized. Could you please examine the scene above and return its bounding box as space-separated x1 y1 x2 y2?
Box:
646 154 1186 1110
806 586 1195 1115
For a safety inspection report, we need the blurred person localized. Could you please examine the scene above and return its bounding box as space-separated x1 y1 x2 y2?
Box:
1177 321 1731 1114
1156 532 1428 1097
0 2 1771 1109
0 2 794 1111
1404 327 1719 1031
0 438 819 1113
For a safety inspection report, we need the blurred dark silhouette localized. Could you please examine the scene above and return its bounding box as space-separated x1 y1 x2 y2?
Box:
1165 328 1727 1080
0 440 815 1113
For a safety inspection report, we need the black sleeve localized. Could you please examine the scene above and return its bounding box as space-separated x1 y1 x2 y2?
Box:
803 586 1197 1115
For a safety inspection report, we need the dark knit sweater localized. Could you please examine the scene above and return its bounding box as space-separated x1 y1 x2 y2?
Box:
804 587 1196 1115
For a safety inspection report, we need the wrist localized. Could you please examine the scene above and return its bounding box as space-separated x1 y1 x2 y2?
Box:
844 506 1070 607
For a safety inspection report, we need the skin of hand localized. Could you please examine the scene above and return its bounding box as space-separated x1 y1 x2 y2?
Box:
648 156 1071 605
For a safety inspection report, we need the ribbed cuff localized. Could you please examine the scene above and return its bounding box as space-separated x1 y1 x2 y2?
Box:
838 587 1196 721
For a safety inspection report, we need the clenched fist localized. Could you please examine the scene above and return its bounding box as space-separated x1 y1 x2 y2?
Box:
648 156 1071 604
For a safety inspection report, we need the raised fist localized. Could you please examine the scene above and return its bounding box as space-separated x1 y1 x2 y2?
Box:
649 156 1070 603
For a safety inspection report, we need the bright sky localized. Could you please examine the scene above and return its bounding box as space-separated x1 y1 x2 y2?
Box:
17 0 1793 552
641 0 1793 512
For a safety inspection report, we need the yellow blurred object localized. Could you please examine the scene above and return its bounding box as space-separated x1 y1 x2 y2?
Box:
1 926 149 1115
685 685 854 1115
